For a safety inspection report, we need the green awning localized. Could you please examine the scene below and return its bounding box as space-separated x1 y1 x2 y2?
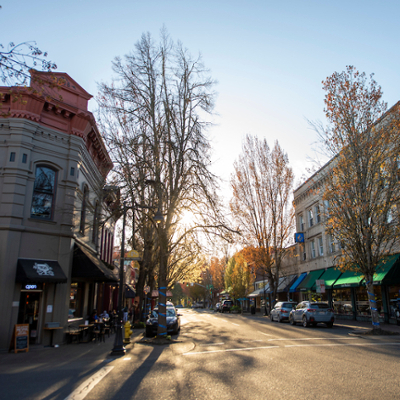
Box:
298 269 325 292
374 254 400 285
333 270 364 288
312 267 342 290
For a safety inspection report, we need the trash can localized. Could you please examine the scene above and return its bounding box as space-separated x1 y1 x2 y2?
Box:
251 306 255 315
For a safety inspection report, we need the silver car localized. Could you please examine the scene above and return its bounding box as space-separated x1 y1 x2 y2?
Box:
270 302 297 322
289 301 334 328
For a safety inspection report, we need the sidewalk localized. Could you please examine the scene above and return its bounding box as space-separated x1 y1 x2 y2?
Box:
0 327 145 368
242 310 400 334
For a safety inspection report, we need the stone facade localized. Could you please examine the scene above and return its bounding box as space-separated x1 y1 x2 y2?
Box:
0 71 117 350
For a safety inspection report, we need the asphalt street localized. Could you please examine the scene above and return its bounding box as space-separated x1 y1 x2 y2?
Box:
2 309 400 400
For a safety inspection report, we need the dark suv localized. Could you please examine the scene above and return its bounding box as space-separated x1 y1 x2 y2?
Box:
221 300 233 313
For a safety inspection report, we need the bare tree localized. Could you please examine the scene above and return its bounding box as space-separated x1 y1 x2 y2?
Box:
97 30 233 336
230 135 295 308
311 66 400 330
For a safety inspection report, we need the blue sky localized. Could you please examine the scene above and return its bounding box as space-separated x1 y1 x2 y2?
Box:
2 0 400 197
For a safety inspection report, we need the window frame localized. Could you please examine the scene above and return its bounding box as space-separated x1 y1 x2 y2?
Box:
311 240 316 258
318 236 324 256
308 209 314 227
30 165 58 220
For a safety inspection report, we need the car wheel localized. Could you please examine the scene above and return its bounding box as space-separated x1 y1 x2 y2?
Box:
289 315 296 325
302 316 309 327
326 322 333 328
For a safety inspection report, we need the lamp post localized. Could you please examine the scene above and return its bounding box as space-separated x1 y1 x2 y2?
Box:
152 208 166 337
111 201 127 355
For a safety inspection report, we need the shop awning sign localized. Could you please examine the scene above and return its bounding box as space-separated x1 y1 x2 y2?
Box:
125 250 141 261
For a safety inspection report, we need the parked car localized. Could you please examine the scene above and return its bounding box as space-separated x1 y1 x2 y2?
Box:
146 305 181 337
289 301 334 328
221 300 234 313
215 303 221 312
270 302 297 322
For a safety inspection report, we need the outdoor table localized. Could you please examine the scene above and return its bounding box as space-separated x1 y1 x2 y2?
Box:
79 324 94 342
44 327 63 347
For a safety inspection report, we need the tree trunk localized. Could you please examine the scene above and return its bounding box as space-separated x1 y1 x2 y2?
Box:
366 278 380 330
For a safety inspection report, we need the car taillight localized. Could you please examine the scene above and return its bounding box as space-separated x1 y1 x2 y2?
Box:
281 310 288 313
307 309 316 312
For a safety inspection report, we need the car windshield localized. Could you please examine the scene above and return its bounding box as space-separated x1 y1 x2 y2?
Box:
151 308 176 318
282 303 296 309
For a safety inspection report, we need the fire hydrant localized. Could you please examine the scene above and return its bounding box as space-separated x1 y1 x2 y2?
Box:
123 321 132 344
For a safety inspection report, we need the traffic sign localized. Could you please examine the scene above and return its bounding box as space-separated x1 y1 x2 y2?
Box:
144 285 150 294
125 249 141 260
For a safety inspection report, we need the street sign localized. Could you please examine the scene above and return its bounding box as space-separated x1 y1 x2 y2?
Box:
316 279 325 293
125 249 141 261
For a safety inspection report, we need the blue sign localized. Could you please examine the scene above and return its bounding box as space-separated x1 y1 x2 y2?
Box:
295 233 305 243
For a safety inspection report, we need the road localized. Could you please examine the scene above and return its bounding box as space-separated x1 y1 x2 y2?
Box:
2 309 400 399
84 309 400 400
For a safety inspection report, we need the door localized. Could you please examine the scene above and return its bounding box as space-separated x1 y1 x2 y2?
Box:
18 291 42 344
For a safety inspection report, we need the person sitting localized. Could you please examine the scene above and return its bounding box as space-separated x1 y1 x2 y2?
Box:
89 309 98 323
102 310 110 319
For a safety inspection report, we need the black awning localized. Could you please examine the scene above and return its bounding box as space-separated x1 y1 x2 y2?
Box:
16 259 67 284
72 244 118 283
125 284 136 298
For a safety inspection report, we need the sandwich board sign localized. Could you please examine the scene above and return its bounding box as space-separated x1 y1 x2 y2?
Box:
10 324 29 353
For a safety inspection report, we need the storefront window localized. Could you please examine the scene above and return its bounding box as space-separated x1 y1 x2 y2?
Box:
387 285 400 318
355 286 383 318
332 288 353 315
69 282 83 319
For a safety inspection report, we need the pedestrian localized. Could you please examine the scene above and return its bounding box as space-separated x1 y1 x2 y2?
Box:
123 306 128 322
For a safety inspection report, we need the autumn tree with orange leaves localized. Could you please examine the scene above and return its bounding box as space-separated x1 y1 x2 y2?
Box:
230 136 294 308
311 66 400 330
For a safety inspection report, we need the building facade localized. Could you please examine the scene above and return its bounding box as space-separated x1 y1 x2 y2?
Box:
0 71 118 350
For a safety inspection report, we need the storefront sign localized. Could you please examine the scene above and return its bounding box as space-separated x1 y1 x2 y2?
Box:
25 284 38 290
316 279 325 293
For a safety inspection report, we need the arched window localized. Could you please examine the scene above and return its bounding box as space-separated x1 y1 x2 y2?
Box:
80 185 89 234
31 165 57 220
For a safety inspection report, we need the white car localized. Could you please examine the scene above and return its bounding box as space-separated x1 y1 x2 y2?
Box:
270 302 297 322
289 301 334 328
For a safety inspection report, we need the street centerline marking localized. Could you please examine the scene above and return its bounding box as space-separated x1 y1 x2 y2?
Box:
231 323 240 326
268 337 359 342
258 331 273 336
183 345 279 355
284 342 400 348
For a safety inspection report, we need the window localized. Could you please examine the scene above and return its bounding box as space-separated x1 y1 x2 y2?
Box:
31 166 57 219
324 200 329 218
329 235 335 253
315 204 321 224
308 209 314 227
299 215 305 231
311 240 316 258
318 237 324 256
70 167 75 176
301 244 306 261
10 152 15 162
22 154 28 164
92 201 99 244
80 185 89 234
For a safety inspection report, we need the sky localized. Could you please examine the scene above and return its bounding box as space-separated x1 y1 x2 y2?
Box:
2 0 400 201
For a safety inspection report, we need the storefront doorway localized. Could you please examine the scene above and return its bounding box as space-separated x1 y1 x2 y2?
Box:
18 290 42 344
